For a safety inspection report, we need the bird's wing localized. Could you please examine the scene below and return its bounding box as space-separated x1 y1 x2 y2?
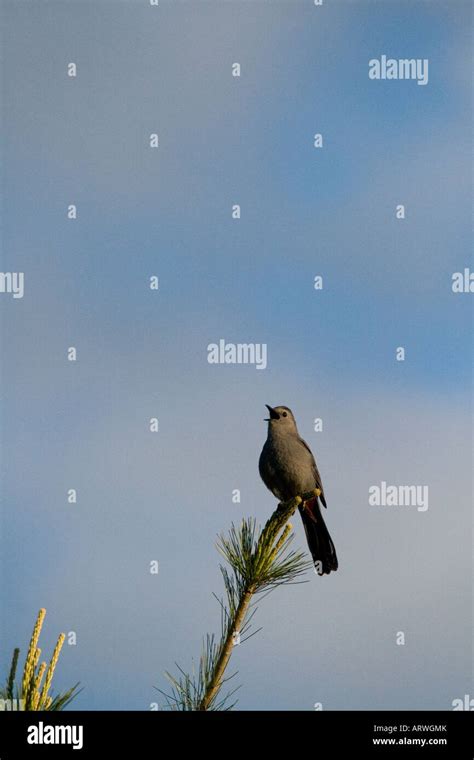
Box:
258 443 285 501
299 437 327 508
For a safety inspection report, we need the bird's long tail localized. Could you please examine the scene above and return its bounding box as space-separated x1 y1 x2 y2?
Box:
299 497 338 575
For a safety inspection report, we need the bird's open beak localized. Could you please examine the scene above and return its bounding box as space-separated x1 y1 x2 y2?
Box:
265 404 280 421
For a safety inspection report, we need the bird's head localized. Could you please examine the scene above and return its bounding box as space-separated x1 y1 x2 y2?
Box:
264 404 298 432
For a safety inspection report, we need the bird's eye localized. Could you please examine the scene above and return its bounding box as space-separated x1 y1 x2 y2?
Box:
282 412 287 417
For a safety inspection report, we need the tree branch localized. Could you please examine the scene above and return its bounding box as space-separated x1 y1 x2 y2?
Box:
160 489 320 711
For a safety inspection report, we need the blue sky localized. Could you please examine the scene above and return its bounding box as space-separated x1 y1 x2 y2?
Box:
1 0 472 710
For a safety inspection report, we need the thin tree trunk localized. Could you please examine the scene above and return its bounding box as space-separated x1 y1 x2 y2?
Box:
198 587 254 711
197 488 320 711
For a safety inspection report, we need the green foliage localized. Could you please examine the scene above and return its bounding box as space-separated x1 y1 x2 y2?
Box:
1 609 81 711
158 490 318 711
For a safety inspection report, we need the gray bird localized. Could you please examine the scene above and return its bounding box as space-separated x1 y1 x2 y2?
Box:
259 404 338 575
